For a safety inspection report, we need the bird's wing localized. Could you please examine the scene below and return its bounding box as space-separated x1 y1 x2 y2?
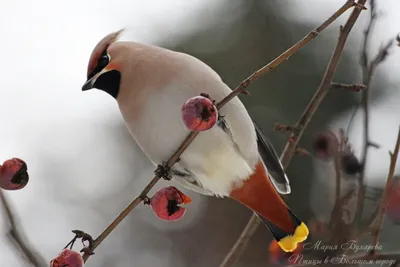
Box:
252 118 291 195
170 168 215 196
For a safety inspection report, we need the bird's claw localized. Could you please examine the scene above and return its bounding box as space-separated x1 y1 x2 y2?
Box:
155 162 172 180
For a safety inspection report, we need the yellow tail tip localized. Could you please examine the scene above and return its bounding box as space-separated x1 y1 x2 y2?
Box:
294 222 309 242
277 236 298 252
277 223 309 252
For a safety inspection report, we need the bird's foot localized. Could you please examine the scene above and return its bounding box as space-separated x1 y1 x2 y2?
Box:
155 162 172 180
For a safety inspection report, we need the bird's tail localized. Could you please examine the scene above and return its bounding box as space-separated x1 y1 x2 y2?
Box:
229 160 309 252
257 209 308 252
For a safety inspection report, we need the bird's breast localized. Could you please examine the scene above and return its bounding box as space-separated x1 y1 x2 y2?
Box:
118 83 256 195
118 84 194 162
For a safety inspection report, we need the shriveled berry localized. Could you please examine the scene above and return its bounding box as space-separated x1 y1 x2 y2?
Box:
341 153 362 175
50 249 83 267
150 186 191 221
312 131 339 161
0 158 29 190
181 96 218 131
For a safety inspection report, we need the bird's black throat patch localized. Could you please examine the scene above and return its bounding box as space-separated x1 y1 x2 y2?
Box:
93 70 121 99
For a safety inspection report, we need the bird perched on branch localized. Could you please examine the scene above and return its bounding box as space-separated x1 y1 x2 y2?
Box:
82 29 308 252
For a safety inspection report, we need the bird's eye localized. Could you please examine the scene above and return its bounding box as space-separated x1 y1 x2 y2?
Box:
97 54 109 69
87 51 110 80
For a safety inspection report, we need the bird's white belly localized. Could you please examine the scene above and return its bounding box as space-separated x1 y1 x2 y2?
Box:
120 84 255 196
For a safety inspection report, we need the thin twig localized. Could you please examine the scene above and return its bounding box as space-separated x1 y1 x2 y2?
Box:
279 0 367 169
215 0 362 109
81 1 362 264
81 178 161 262
295 148 311 156
354 0 395 227
334 153 342 204
331 83 367 92
274 123 300 134
327 150 343 232
329 151 343 229
0 190 47 267
329 188 355 231
370 126 400 253
220 1 367 266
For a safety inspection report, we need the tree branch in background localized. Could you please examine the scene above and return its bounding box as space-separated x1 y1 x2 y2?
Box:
283 127 400 267
77 0 364 264
220 1 367 266
328 131 346 233
0 190 47 267
353 0 396 227
331 83 367 92
216 0 365 109
370 127 400 252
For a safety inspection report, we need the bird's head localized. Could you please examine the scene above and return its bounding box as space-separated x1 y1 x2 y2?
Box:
82 29 125 99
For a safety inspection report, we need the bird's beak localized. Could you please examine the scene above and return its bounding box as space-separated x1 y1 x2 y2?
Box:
82 72 100 91
82 76 96 91
82 66 112 91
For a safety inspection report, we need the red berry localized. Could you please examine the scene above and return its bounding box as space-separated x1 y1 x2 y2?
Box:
181 96 218 132
150 186 192 221
0 158 29 190
307 217 329 237
386 180 400 224
50 249 83 267
312 131 339 161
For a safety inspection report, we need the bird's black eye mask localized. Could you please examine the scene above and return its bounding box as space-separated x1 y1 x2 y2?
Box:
87 49 110 80
94 70 121 99
84 48 121 99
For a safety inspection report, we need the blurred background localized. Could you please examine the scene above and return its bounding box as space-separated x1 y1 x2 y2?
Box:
0 0 399 266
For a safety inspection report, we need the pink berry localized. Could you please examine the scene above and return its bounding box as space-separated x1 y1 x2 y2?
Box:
150 186 192 221
307 217 329 237
312 131 339 161
181 95 218 132
386 180 400 224
50 249 83 267
0 158 29 190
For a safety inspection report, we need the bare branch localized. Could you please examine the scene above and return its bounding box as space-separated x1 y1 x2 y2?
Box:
279 0 367 169
0 190 47 267
354 0 396 227
370 126 400 253
331 83 367 92
76 1 363 264
295 148 312 156
215 0 363 109
220 1 367 266
274 123 300 134
82 175 163 262
334 152 343 205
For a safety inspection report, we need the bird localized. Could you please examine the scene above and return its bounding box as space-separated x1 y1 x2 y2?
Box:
81 29 309 252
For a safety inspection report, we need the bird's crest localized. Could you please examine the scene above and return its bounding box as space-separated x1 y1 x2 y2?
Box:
86 28 125 79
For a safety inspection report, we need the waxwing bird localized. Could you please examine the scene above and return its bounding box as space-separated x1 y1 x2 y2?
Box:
82 29 309 252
